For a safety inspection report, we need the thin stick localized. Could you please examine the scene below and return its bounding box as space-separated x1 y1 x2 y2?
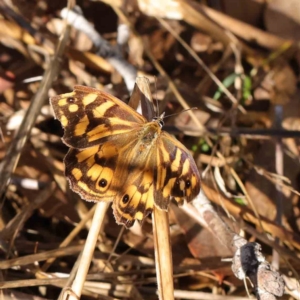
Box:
273 105 284 270
152 207 174 300
58 251 83 300
66 202 109 300
0 17 71 198
61 6 137 92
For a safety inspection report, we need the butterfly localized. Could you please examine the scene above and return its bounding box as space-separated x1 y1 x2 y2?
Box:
50 78 200 228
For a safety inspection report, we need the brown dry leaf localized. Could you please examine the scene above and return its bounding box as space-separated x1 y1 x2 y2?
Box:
172 203 233 259
67 48 113 73
269 63 297 105
0 73 15 94
148 29 177 61
254 61 296 105
265 0 300 40
282 117 300 157
174 109 210 131
68 60 96 87
220 0 265 27
128 35 145 67
0 19 36 45
245 181 278 220
283 117 300 131
190 32 214 53
137 0 183 19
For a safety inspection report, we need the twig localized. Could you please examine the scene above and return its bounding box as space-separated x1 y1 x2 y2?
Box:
273 105 284 270
152 207 174 300
60 6 137 91
58 251 83 300
0 17 71 198
0 245 83 269
191 189 285 299
66 202 109 300
205 127 300 138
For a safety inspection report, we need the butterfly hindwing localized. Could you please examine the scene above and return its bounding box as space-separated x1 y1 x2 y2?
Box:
154 132 201 209
64 143 118 201
111 129 200 227
111 142 156 227
64 129 157 227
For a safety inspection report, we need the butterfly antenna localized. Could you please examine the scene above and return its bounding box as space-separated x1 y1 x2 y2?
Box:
154 77 160 116
163 107 198 119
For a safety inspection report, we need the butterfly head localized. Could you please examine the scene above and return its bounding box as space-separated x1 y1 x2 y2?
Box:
153 112 165 128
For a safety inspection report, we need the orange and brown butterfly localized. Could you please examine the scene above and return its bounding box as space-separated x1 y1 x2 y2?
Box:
50 78 200 228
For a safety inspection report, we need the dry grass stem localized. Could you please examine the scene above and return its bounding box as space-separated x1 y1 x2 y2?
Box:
66 202 109 300
152 206 174 300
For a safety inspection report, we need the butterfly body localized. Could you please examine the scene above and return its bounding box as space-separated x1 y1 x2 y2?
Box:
50 83 200 227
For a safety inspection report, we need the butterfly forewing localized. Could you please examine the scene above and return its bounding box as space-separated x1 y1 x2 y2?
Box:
50 85 146 149
128 77 156 121
50 79 201 228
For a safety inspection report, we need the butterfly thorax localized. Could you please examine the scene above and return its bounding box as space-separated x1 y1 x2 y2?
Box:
140 121 161 146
